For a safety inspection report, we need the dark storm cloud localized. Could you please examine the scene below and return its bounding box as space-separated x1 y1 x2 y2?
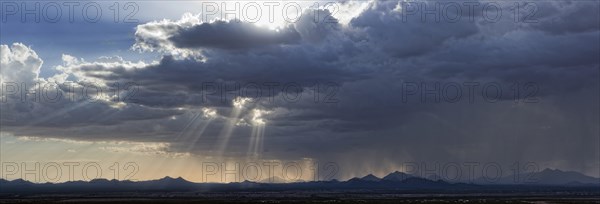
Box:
2 0 599 177
529 1 600 34
169 21 301 49
79 10 366 108
349 1 479 58
73 44 367 108
94 51 359 87
134 9 340 53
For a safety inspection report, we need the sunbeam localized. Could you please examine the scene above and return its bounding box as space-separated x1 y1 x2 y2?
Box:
21 100 93 127
217 97 250 156
248 109 268 158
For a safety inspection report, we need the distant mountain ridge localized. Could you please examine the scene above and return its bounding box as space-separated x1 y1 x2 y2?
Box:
1 168 598 194
474 168 600 185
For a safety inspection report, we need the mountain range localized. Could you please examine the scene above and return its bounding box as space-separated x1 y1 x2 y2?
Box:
1 168 598 194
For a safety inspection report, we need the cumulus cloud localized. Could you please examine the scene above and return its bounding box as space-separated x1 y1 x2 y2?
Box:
0 43 43 85
294 9 341 43
350 1 479 58
0 47 183 141
134 9 342 54
134 15 302 52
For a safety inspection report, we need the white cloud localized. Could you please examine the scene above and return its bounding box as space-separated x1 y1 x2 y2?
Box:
0 43 43 85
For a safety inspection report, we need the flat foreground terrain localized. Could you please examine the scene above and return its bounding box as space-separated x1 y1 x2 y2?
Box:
1 192 598 204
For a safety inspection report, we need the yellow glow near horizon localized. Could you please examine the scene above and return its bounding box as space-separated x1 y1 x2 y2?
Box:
0 133 323 183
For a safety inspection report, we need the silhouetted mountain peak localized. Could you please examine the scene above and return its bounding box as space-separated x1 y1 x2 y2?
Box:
89 178 111 183
11 179 33 185
532 168 598 184
477 168 600 185
159 176 186 181
260 176 289 183
540 168 560 173
241 180 256 184
152 176 192 186
382 171 413 181
360 174 381 182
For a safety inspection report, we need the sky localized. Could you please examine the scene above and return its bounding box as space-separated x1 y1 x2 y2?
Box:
0 0 599 183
